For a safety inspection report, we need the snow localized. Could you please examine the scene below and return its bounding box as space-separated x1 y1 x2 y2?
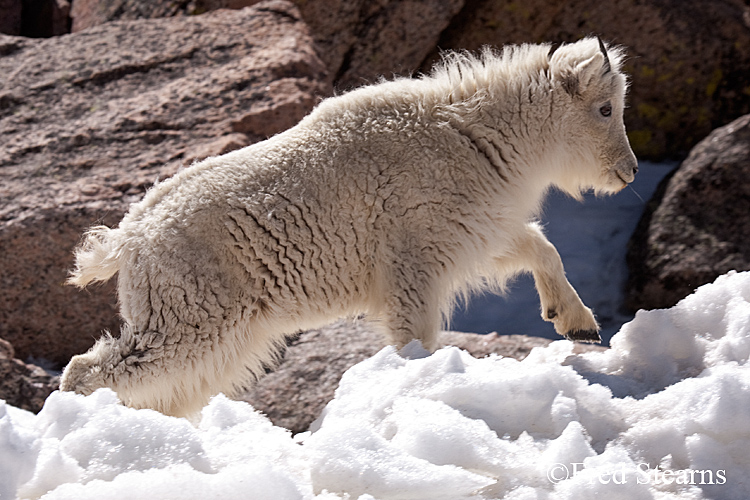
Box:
3 270 750 499
452 160 677 344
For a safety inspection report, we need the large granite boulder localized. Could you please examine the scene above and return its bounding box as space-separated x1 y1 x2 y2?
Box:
294 0 464 89
625 114 750 311
15 0 750 161
68 0 464 89
239 320 606 434
0 0 330 365
70 0 184 32
69 0 260 32
425 0 750 160
0 337 59 413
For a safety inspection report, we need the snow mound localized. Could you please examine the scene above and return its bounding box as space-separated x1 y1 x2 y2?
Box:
3 271 750 499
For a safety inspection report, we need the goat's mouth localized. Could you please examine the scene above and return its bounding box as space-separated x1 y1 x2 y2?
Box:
602 170 629 194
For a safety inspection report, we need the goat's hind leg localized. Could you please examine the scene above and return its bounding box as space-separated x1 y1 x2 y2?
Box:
60 323 196 415
62 263 246 416
381 257 443 352
60 329 132 397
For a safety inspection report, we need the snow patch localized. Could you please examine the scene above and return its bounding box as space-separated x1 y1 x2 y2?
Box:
2 271 750 499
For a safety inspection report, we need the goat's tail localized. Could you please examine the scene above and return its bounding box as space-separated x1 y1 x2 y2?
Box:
67 226 124 288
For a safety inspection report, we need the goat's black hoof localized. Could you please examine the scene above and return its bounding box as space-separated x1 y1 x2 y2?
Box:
565 329 601 343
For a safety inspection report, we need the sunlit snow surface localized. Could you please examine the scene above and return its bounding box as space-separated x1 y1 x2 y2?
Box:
3 271 750 499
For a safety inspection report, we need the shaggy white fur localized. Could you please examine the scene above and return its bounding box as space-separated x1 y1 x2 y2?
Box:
61 37 637 416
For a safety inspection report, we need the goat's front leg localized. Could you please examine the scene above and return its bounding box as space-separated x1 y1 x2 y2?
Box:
498 223 601 343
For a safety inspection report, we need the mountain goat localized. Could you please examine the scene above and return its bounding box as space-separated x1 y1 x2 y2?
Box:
61 37 638 416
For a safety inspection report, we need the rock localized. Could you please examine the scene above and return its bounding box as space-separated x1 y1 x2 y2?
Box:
238 320 606 434
238 321 381 434
625 114 750 311
69 0 212 32
441 330 605 360
0 337 12 359
69 0 464 90
426 0 750 160
0 337 59 413
0 0 330 366
0 0 22 35
20 0 750 160
294 0 464 89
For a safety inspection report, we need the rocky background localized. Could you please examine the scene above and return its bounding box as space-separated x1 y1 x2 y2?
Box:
1 0 749 427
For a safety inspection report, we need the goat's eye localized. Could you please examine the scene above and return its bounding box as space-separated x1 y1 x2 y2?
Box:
600 103 612 117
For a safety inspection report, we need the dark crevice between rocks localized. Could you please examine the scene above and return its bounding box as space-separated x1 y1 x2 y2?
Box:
422 0 483 71
254 3 300 24
71 48 200 88
20 0 71 38
332 45 355 89
0 39 24 56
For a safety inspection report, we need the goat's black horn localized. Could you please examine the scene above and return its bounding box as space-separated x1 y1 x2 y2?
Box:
597 36 611 74
548 42 561 60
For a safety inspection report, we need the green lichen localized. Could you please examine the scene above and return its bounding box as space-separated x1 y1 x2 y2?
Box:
627 129 654 157
657 72 673 83
504 1 519 12
692 106 712 129
502 1 532 20
635 103 684 135
640 65 656 78
636 103 660 120
705 68 723 98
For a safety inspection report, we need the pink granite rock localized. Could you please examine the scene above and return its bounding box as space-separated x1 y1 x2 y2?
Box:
0 336 59 412
0 1 330 365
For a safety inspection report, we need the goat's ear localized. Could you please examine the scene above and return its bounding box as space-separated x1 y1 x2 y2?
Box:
557 52 606 98
558 70 579 97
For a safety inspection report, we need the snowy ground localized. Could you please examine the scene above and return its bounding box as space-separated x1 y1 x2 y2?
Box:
452 160 677 344
3 270 750 499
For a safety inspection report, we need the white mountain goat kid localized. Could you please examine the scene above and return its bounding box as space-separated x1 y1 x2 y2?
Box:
62 37 638 416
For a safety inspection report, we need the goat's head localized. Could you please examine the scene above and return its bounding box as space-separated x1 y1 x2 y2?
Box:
548 37 638 197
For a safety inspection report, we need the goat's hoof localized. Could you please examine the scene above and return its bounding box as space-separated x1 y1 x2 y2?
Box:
565 329 601 343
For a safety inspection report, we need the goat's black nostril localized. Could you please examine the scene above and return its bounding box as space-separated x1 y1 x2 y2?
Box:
633 164 639 174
